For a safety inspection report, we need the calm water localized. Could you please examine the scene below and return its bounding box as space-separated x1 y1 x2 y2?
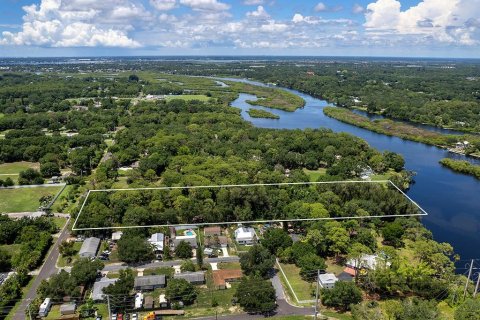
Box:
224 78 480 262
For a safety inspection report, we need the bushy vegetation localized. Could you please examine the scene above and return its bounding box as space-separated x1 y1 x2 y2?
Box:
440 158 480 179
247 108 280 119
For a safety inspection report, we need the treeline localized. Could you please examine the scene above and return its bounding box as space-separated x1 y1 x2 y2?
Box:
0 215 58 271
439 158 480 179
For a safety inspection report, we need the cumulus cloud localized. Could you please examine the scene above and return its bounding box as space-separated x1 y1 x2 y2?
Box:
179 0 230 11
352 3 365 14
246 5 270 19
150 0 177 11
1 0 142 47
364 0 480 45
314 2 327 12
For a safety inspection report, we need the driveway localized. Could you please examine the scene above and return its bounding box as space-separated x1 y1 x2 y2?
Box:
12 217 70 320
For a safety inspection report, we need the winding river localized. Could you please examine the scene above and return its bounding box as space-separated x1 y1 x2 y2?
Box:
224 78 480 263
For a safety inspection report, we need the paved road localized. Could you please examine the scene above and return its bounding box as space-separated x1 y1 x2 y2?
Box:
103 256 240 272
12 218 70 320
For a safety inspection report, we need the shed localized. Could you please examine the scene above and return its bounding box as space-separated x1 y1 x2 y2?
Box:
134 275 166 291
174 271 205 285
111 231 123 241
144 296 154 309
79 237 100 258
60 303 77 315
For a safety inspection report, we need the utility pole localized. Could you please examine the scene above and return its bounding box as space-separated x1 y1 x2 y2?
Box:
474 273 480 298
107 294 112 320
464 259 474 299
314 269 320 320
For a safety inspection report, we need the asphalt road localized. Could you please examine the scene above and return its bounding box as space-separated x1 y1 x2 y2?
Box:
12 218 70 320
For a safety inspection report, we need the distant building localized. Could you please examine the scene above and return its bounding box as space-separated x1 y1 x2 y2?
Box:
318 273 338 289
212 269 243 290
346 254 391 271
60 303 77 316
79 237 100 258
134 275 166 291
174 271 205 285
38 298 52 317
148 233 165 252
234 227 257 245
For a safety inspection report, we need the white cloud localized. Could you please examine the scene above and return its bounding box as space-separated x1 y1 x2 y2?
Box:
364 0 480 45
314 2 327 12
352 3 365 14
246 5 270 19
259 21 288 32
243 0 264 5
179 0 230 11
150 0 177 11
0 0 142 47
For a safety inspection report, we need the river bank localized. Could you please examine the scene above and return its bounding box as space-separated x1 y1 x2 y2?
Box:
323 107 480 159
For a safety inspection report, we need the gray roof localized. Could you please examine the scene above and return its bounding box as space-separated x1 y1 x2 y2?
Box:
60 303 76 313
174 271 205 283
134 275 166 288
79 237 100 256
92 278 117 301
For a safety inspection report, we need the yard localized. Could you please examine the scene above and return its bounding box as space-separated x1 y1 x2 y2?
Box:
0 161 38 174
0 185 63 213
57 241 82 267
278 263 315 302
303 168 327 181
165 95 210 102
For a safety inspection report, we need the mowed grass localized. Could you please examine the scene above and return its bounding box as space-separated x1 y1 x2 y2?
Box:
279 263 314 301
0 186 62 213
0 161 39 174
165 94 210 102
303 168 327 182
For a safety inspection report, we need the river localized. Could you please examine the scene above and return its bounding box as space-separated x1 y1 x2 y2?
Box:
223 77 480 263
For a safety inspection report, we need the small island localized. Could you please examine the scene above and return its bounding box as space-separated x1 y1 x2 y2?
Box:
247 108 280 119
439 158 480 179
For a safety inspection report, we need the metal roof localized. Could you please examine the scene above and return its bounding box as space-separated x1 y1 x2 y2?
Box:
173 271 205 283
91 278 117 301
134 275 166 288
79 237 100 256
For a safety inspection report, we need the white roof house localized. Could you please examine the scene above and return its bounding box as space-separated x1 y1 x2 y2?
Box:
318 273 338 289
135 292 144 309
172 229 198 248
346 254 391 270
234 227 257 245
79 237 100 258
148 233 164 252
112 231 123 241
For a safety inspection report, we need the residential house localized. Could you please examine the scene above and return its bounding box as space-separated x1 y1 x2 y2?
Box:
134 275 166 291
92 278 117 301
111 231 123 241
346 254 391 271
204 235 228 248
171 228 198 248
212 269 243 290
60 303 77 316
204 226 221 237
79 237 100 258
234 227 257 245
318 273 338 289
148 233 164 252
174 271 205 285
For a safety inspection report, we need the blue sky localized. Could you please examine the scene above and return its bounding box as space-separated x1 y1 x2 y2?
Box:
0 0 479 57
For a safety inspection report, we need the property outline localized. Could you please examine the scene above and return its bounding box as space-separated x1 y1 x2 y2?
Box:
72 180 428 231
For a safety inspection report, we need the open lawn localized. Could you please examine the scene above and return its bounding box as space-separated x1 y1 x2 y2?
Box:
218 262 241 270
0 244 21 257
325 258 345 275
278 263 314 301
165 94 210 102
303 168 327 181
0 186 63 213
57 241 82 267
0 161 38 175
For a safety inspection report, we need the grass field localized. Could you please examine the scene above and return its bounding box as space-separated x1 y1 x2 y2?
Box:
0 186 63 213
165 94 210 102
278 263 314 301
303 168 327 181
57 241 82 267
0 161 39 174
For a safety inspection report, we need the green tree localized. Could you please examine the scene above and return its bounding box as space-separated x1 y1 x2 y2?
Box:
397 298 440 320
196 245 203 268
347 243 373 282
40 162 60 178
59 240 76 257
261 228 293 255
235 277 276 314
298 254 326 281
165 278 197 305
180 259 196 272
117 234 154 263
239 245 275 278
0 248 11 272
70 258 104 286
175 241 193 259
382 222 405 248
18 168 44 185
321 281 362 311
455 298 480 320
